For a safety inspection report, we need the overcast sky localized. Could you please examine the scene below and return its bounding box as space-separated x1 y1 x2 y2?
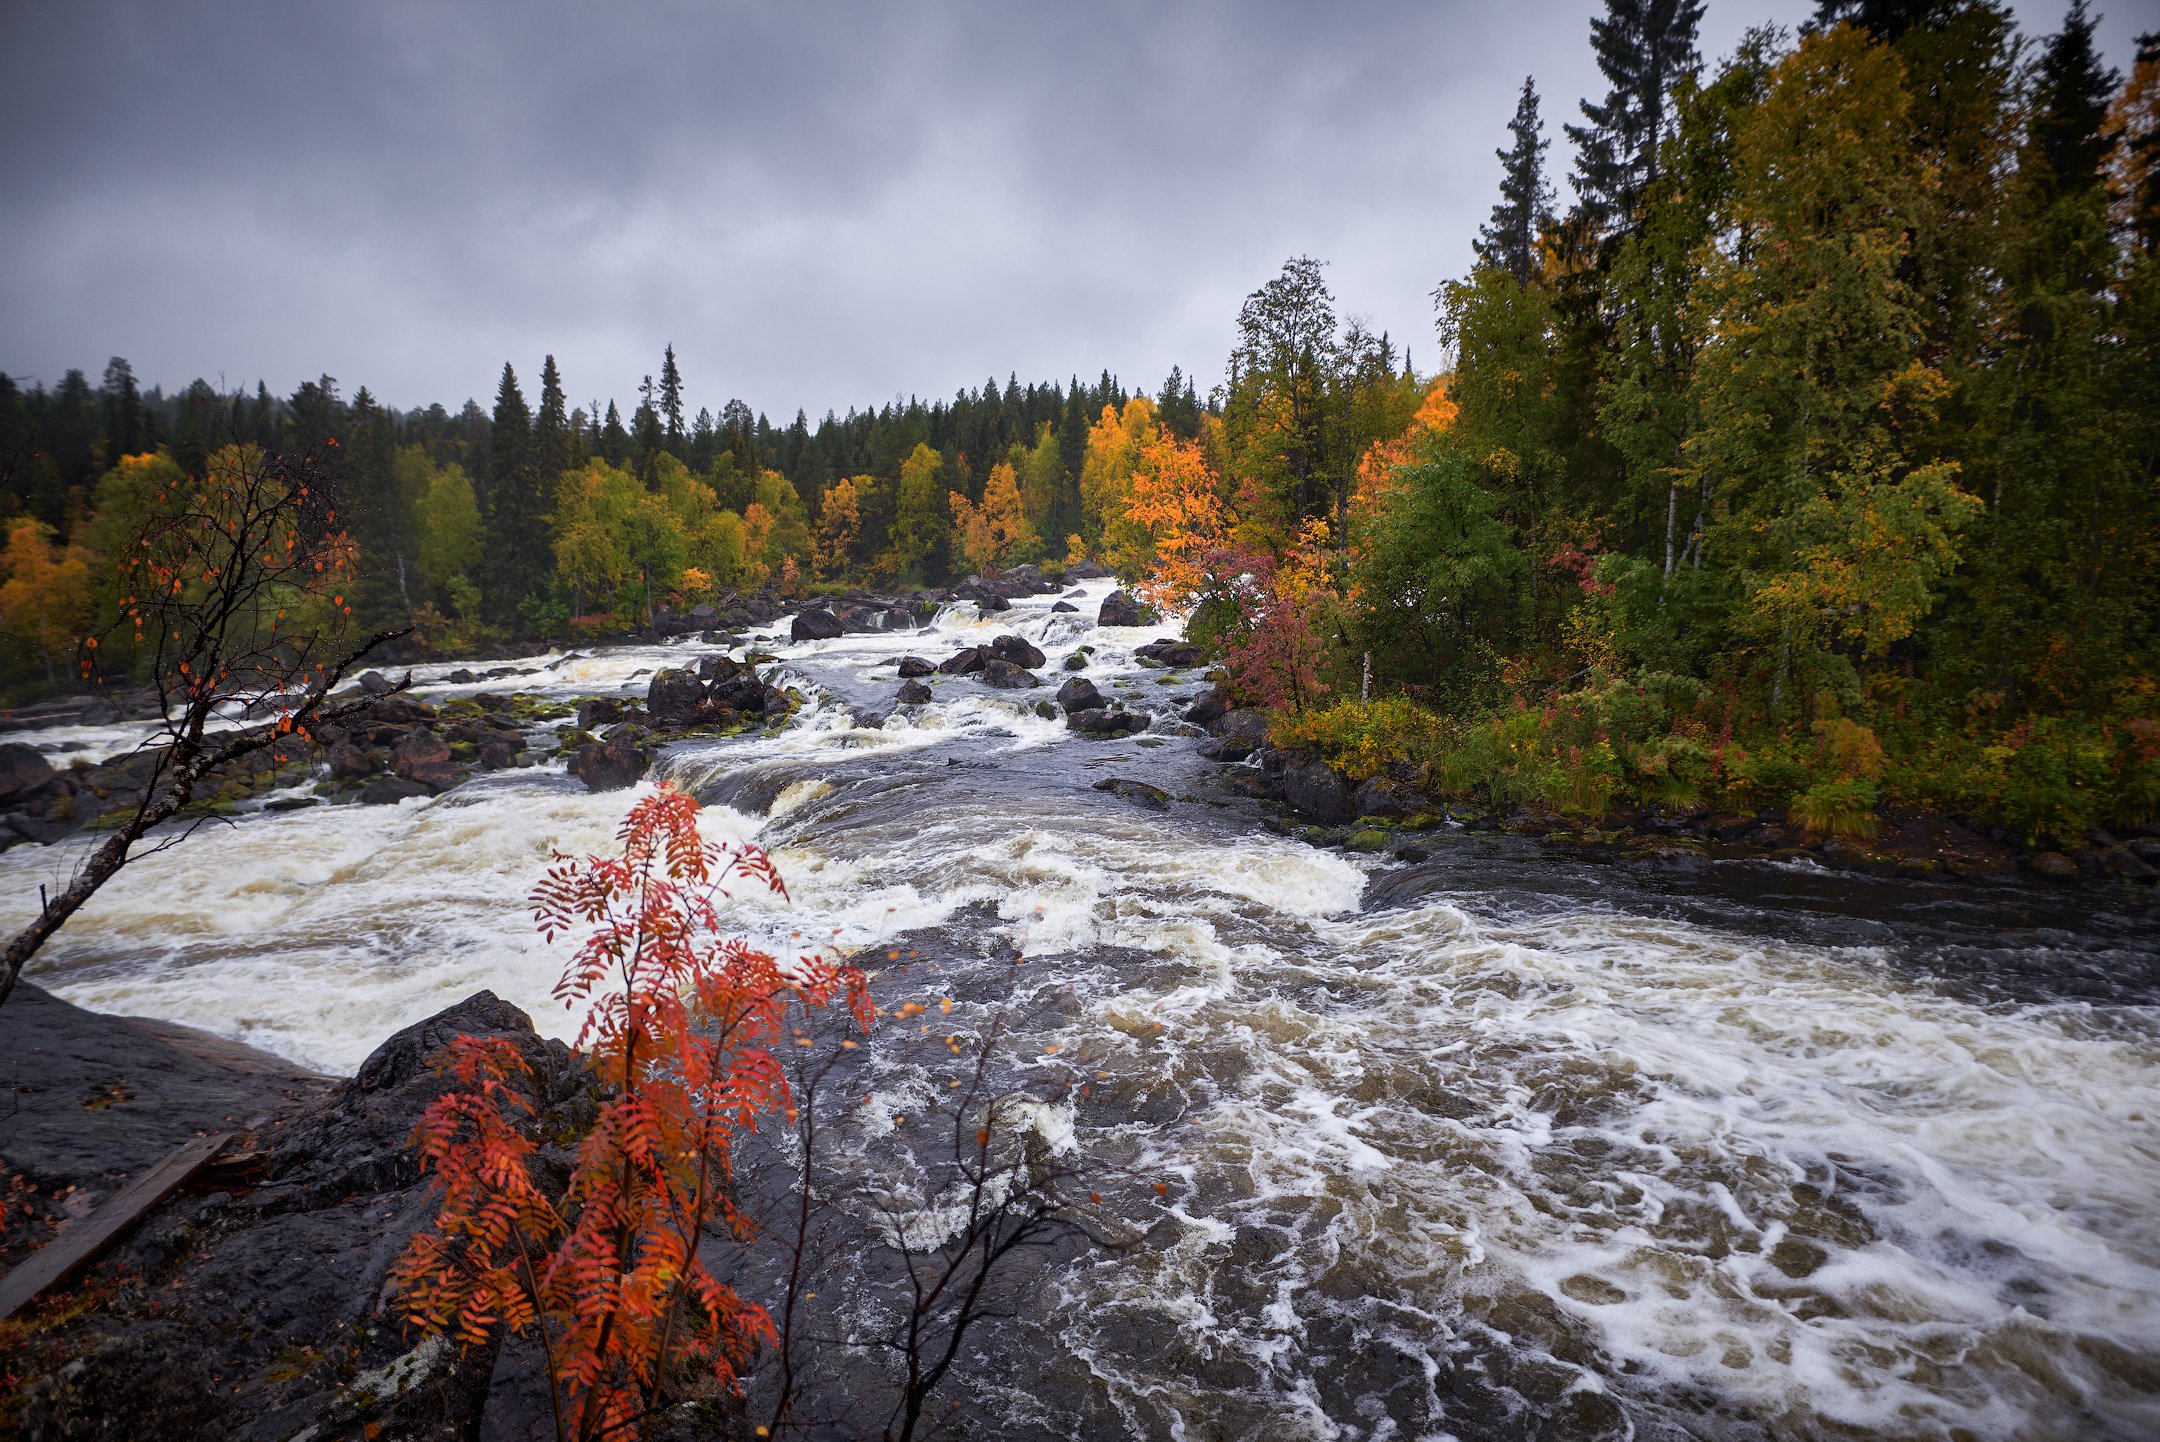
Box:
2 1 2148 424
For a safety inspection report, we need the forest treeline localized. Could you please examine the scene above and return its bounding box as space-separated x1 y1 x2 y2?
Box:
3 0 2157 845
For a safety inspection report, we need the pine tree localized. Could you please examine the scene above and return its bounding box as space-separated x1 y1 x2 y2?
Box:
1475 78 1554 284
659 344 685 453
1564 0 1707 244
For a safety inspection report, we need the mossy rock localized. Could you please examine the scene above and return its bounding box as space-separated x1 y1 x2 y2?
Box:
447 741 479 761
1344 829 1392 853
438 697 485 719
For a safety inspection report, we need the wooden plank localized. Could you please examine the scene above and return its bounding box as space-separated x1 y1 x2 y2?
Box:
0 1132 230 1321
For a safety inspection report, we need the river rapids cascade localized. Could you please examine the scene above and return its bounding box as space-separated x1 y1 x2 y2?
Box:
2 578 2156 1441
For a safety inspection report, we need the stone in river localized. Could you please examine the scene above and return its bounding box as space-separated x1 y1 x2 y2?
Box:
1096 588 1157 627
978 658 1040 688
988 634 1047 669
790 607 845 641
1056 677 1107 713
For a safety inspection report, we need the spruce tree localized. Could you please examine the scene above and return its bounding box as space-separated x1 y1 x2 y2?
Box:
1564 0 1706 244
1810 0 1963 42
100 357 144 469
658 344 685 453
2022 0 2118 211
600 401 630 466
486 362 540 623
1474 78 1554 284
535 355 571 491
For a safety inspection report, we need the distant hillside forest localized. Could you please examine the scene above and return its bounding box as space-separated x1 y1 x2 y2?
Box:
4 1 2157 844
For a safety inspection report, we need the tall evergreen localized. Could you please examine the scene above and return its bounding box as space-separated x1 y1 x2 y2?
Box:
485 363 541 622
2133 33 2160 257
100 357 145 469
658 345 685 453
535 354 571 490
2021 0 2117 210
1564 0 1707 244
599 401 630 466
1475 78 1554 284
1810 0 1964 41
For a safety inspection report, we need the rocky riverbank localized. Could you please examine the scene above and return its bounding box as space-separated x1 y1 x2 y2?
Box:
0 983 596 1441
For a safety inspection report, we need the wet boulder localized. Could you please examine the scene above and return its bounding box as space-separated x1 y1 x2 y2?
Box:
1282 755 1355 824
697 653 744 681
989 634 1048 669
1093 777 1171 810
646 667 707 722
1063 652 1089 672
1355 776 1427 819
1183 685 1230 727
939 646 987 675
1050 600 1078 613
359 774 431 805
978 658 1040 688
1203 707 1272 762
356 669 395 696
577 696 625 730
570 734 648 791
707 672 767 713
896 679 934 705
1135 638 1206 669
0 742 56 800
1097 589 1157 627
896 655 936 678
1068 706 1148 737
391 730 461 791
478 738 520 770
790 607 845 641
326 740 377 782
1056 677 1107 713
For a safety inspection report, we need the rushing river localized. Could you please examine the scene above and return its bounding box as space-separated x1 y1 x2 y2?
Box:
3 580 2157 1440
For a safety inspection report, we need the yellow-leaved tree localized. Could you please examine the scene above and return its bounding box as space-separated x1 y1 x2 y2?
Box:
1077 396 1156 544
948 461 1037 575
0 517 95 681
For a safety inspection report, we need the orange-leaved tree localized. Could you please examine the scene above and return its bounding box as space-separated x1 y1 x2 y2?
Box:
947 461 1036 576
393 783 872 1441
1110 428 1231 608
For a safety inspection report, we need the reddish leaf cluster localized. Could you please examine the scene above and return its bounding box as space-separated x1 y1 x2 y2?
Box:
393 783 871 1440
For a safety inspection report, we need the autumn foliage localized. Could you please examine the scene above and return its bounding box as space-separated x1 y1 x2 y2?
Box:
393 784 871 1440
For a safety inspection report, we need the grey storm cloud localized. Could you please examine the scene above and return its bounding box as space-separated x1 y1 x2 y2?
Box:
0 0 2140 422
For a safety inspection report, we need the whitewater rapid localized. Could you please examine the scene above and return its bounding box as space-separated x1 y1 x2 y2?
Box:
3 579 2155 1440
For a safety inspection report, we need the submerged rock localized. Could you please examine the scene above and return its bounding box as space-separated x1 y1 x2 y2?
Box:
897 679 934 705
1068 706 1147 737
1093 777 1171 809
896 655 936 678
